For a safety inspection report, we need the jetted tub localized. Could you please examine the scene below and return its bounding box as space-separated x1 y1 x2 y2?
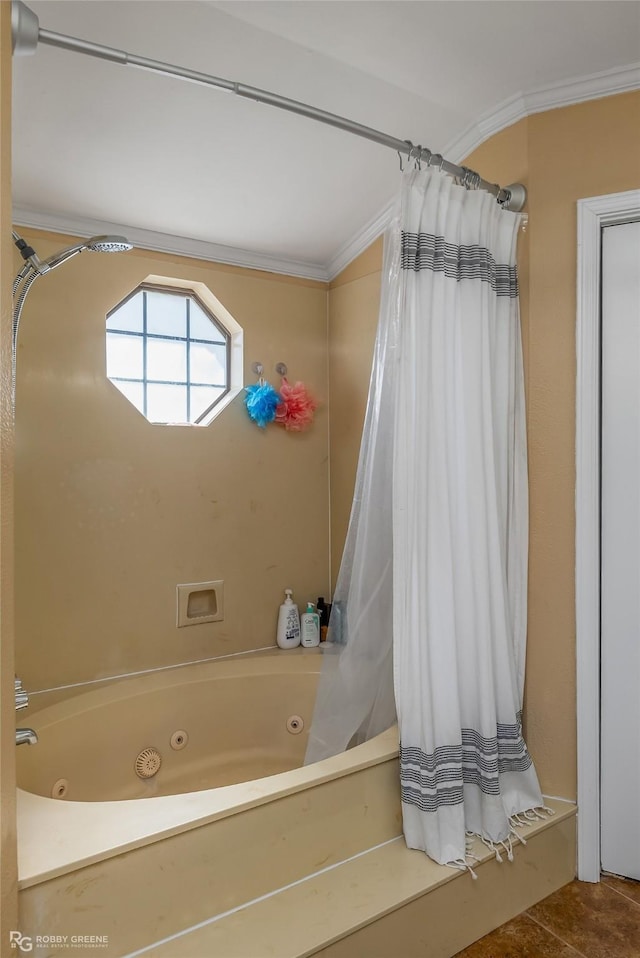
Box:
18 649 326 802
17 649 401 956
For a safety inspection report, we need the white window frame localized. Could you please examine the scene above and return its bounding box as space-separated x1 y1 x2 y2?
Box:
107 274 243 426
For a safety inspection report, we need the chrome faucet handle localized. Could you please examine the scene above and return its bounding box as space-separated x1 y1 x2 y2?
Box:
15 676 29 709
15 690 29 710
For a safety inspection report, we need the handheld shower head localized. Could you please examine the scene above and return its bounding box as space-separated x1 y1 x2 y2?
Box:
87 235 133 253
41 242 86 272
12 231 133 277
11 230 133 392
41 234 132 271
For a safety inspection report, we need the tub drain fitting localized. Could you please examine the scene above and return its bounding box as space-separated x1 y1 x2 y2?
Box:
135 747 162 779
286 715 304 734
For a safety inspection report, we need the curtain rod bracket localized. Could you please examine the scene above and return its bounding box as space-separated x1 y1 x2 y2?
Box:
502 184 527 213
11 0 38 55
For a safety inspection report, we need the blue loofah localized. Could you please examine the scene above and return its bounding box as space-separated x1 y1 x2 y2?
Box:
244 381 281 428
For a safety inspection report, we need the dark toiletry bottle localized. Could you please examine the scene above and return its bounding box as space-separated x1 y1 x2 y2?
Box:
317 596 331 642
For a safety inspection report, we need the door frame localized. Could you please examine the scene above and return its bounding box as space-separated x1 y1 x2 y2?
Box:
576 188 640 882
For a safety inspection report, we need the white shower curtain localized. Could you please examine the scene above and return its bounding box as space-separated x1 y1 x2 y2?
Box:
393 169 543 865
306 168 543 867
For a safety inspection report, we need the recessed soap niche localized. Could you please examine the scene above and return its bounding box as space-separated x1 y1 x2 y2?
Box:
176 580 224 627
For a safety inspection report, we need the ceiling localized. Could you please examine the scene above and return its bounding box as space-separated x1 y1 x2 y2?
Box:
11 1 640 279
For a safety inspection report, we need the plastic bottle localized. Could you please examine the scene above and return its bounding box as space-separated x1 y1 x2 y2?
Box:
300 601 320 648
276 589 301 649
317 597 330 642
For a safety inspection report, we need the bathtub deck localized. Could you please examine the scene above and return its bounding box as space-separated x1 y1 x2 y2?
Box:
16 654 576 958
138 798 576 958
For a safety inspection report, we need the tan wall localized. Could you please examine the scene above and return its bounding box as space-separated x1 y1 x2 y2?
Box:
14 233 329 694
525 92 640 799
0 0 18 940
328 91 640 799
328 239 383 579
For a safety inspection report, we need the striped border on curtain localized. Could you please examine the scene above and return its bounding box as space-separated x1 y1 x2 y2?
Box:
399 712 535 812
401 231 519 298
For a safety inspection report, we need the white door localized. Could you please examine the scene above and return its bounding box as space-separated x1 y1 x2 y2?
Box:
600 219 640 880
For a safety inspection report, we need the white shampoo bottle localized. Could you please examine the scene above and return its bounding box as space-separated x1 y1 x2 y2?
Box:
276 589 301 649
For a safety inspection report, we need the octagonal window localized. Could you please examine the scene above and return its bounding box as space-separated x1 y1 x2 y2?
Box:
106 281 242 425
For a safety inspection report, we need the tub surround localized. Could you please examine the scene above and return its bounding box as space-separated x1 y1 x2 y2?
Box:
309 807 576 958
17 650 401 888
20 799 575 958
19 738 402 956
17 646 577 958
17 725 399 889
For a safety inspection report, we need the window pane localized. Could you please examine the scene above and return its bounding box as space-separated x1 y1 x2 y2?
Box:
146 290 187 337
190 342 227 384
107 332 143 380
190 386 225 423
147 337 187 383
147 384 187 423
106 284 239 426
112 379 144 414
190 299 224 342
107 291 143 333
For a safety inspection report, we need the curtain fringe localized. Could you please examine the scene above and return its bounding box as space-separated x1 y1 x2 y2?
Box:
453 806 555 873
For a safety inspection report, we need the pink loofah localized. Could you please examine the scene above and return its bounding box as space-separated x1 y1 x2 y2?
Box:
275 377 318 432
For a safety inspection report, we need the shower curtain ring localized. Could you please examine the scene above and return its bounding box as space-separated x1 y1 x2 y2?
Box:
460 166 473 190
420 147 432 167
410 144 422 169
429 153 444 172
399 141 413 172
463 167 481 191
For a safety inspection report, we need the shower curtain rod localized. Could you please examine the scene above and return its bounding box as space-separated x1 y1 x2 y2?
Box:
11 0 526 212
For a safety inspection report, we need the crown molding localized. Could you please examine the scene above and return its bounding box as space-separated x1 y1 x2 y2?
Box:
524 60 640 116
13 63 639 285
324 198 396 284
11 207 330 283
326 62 640 281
